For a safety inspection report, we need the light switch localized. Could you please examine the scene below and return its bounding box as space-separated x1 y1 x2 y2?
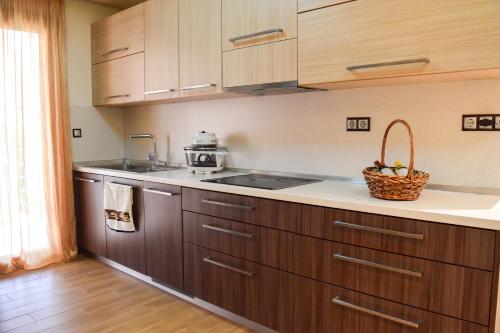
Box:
72 128 82 138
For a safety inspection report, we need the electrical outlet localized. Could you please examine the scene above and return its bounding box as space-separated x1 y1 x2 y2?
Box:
346 117 370 131
462 114 500 131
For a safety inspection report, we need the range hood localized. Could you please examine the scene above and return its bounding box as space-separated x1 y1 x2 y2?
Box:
225 80 323 96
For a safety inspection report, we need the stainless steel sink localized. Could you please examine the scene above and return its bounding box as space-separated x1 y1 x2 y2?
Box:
90 161 181 173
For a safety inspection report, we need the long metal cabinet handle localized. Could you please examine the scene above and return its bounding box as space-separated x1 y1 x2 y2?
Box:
334 253 422 278
202 224 254 239
144 89 175 95
101 47 129 56
333 221 424 240
203 257 254 277
346 58 430 71
180 83 216 91
332 297 419 328
143 188 177 197
229 28 284 43
104 94 130 99
74 177 100 183
201 199 254 211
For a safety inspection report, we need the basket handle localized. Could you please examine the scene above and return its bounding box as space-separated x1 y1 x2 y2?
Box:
380 119 415 179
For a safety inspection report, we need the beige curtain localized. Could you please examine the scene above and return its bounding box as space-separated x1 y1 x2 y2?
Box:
0 0 76 273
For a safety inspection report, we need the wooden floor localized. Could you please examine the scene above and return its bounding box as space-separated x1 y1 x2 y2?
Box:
0 256 254 333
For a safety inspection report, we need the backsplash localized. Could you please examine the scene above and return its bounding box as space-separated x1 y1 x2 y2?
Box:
122 79 500 188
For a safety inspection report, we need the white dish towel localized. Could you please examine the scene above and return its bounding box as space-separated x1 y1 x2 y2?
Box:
104 182 135 232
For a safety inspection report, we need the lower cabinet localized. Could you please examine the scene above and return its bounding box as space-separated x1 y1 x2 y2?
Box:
144 182 183 290
183 243 293 332
104 176 146 274
74 172 106 256
294 275 488 333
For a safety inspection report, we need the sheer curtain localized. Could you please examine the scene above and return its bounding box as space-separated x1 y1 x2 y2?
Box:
0 0 76 273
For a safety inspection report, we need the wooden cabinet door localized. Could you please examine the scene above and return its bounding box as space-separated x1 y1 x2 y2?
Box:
298 0 500 88
74 172 106 256
294 235 492 325
91 4 144 64
144 0 179 101
294 276 488 333
144 182 183 290
92 53 145 106
179 0 222 97
223 39 297 88
184 243 293 332
183 211 294 271
222 0 297 51
104 176 146 274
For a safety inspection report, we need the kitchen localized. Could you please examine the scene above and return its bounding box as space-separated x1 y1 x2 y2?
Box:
1 0 500 332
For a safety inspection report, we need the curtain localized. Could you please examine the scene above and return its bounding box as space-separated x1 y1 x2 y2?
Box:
0 0 76 273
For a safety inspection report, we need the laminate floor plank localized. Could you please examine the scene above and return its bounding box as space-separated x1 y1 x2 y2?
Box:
0 256 253 332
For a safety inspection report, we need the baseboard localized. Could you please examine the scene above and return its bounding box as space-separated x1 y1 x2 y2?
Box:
95 255 277 333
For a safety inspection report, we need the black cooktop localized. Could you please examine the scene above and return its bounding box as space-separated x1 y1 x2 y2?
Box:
201 173 322 190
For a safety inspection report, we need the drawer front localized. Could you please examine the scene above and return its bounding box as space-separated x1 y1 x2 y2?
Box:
103 176 146 274
183 211 294 271
223 39 297 88
298 0 354 13
92 53 145 106
91 4 144 64
222 0 297 51
294 235 492 325
182 188 299 231
184 243 293 332
298 0 500 86
294 276 488 333
298 205 495 270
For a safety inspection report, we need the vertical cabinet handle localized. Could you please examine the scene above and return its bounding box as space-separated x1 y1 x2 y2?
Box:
332 297 420 329
203 257 254 277
333 221 424 240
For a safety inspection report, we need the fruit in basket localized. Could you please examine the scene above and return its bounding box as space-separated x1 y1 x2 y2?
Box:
373 160 408 176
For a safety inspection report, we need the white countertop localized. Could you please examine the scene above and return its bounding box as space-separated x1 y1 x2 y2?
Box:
73 164 500 231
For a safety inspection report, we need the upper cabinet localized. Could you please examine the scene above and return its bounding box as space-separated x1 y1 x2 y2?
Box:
298 0 500 89
179 0 222 97
144 0 179 101
91 4 144 64
222 0 297 51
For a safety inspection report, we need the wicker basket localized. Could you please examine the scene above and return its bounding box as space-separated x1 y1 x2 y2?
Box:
363 119 430 201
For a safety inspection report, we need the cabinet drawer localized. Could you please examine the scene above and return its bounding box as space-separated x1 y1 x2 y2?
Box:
222 0 296 51
223 39 297 88
103 176 146 274
183 211 294 271
91 4 144 64
294 276 488 333
184 243 293 332
298 205 495 270
92 53 145 106
298 0 354 13
182 188 299 231
298 0 500 87
295 235 492 325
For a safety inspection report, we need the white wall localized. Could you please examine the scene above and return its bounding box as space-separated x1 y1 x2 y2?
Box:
123 79 500 188
65 0 125 162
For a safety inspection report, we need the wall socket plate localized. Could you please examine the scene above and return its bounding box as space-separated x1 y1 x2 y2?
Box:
462 114 500 131
346 117 371 131
72 128 82 138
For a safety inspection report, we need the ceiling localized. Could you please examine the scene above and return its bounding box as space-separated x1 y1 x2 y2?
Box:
88 0 144 9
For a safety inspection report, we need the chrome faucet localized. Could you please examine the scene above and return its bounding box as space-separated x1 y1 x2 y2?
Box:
127 134 161 166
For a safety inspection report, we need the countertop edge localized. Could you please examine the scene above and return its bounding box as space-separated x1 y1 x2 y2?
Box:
73 166 500 231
